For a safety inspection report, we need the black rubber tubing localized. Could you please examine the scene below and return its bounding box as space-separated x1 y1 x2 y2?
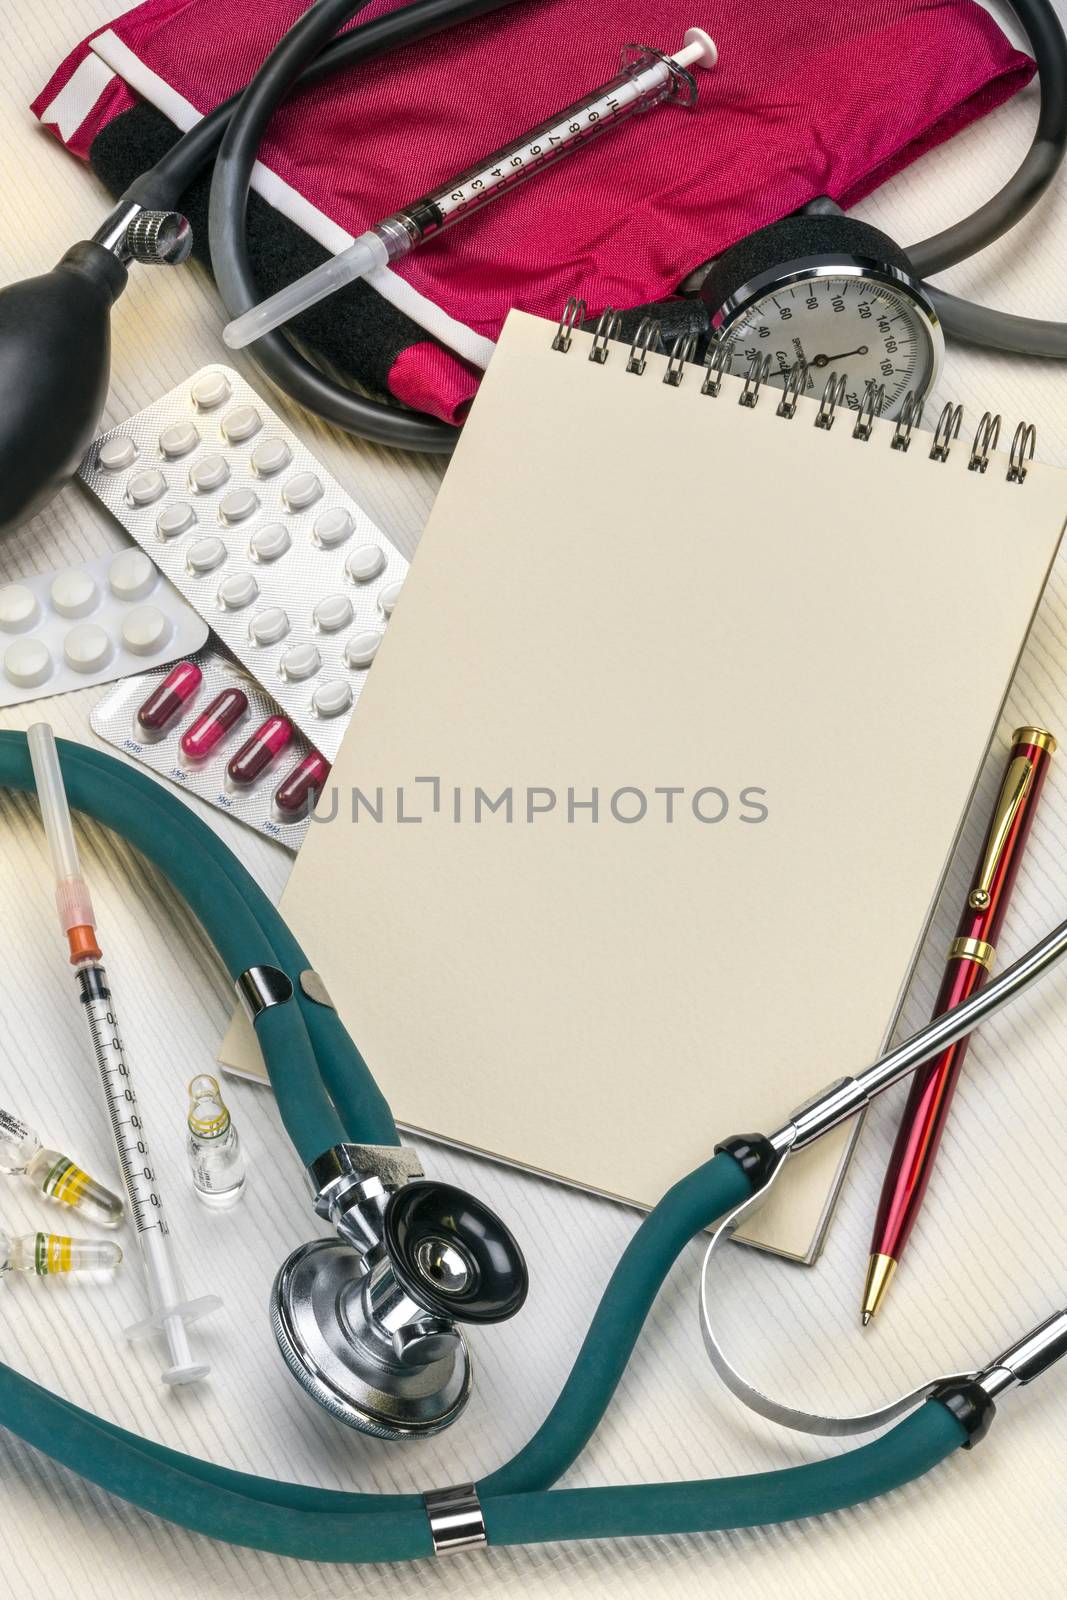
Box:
122 0 1067 438
125 0 526 454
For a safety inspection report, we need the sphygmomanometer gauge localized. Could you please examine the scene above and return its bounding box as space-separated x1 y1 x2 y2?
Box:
701 215 944 421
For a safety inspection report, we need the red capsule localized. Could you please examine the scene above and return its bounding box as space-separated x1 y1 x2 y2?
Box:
226 715 293 787
274 752 331 818
136 661 202 737
180 687 248 762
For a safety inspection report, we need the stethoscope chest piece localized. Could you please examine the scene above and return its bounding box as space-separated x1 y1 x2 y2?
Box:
272 1238 474 1439
271 1169 528 1439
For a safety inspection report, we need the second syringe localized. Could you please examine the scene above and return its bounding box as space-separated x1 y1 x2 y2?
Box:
27 723 220 1386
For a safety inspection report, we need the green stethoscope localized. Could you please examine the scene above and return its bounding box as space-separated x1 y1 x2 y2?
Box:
0 726 1065 1564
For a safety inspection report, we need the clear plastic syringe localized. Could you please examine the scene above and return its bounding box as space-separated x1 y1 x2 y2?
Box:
27 724 220 1385
224 27 717 349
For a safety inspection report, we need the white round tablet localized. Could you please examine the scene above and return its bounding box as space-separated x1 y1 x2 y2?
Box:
249 607 290 646
218 572 259 610
107 548 156 601
250 438 291 477
127 469 167 506
313 679 353 718
313 594 353 634
157 502 196 540
222 405 262 443
0 585 40 633
219 488 259 524
4 637 51 687
99 435 138 471
282 472 322 511
345 544 386 583
187 536 228 574
63 623 111 674
345 629 382 669
313 508 354 549
190 455 230 493
191 372 231 410
378 581 403 617
159 421 200 458
250 523 291 562
50 569 98 618
280 642 321 681
121 605 170 656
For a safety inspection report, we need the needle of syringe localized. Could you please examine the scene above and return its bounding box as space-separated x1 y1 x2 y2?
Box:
223 28 717 350
27 724 219 1385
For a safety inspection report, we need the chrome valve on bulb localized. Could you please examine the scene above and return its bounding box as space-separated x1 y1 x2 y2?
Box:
271 1145 528 1438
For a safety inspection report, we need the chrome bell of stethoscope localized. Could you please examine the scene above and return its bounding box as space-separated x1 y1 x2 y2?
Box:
271 1145 528 1438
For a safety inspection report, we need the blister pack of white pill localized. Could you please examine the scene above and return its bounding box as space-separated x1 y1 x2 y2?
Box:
0 550 209 709
77 366 408 759
91 648 329 850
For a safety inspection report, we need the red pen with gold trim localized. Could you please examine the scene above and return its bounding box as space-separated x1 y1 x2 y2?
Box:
862 725 1057 1325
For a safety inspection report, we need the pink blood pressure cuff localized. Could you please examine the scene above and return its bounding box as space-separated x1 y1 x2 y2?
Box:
34 0 1033 425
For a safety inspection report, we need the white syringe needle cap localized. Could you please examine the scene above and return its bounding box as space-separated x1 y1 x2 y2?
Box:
27 722 100 961
28 723 82 884
223 229 391 349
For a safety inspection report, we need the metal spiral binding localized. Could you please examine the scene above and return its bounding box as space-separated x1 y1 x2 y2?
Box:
1008 421 1036 483
701 341 730 397
776 360 807 419
550 302 1035 483
891 392 924 452
626 318 662 376
552 296 586 353
588 308 622 364
814 372 847 431
663 333 698 387
968 412 1002 472
852 381 885 442
738 353 771 408
930 402 963 462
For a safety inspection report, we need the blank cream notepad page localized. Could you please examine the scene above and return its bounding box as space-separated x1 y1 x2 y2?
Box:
222 309 1066 1259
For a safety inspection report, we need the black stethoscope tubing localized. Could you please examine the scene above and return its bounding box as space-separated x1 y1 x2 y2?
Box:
116 0 1067 451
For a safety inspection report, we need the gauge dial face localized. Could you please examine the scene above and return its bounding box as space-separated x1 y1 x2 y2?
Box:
715 273 939 418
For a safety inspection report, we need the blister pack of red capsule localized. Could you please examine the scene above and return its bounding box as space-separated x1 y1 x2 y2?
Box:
77 366 407 760
90 649 330 850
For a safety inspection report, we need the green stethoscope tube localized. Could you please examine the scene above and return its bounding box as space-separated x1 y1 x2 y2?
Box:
480 1403 965 1546
0 732 970 1560
0 730 398 1158
0 1360 963 1561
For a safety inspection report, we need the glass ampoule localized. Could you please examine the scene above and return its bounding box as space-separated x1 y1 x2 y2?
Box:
0 1106 123 1226
186 1076 246 1208
0 1230 122 1278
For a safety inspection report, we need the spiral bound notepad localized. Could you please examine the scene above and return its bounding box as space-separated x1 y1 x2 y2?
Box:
221 307 1067 1260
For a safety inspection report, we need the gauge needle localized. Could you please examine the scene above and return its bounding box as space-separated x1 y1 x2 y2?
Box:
810 346 869 368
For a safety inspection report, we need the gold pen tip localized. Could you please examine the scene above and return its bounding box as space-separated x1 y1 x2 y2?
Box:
861 1253 897 1325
